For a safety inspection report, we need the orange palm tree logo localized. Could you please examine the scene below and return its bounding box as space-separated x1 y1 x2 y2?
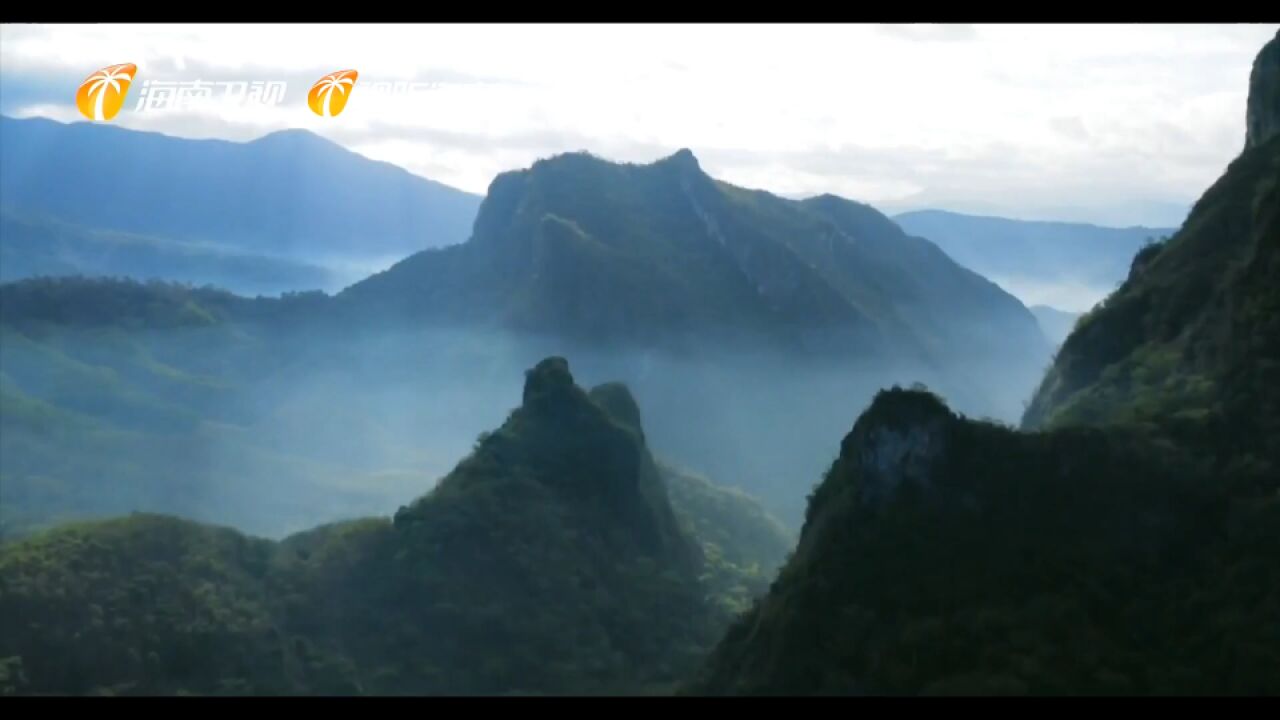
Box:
75 63 137 122
308 70 359 117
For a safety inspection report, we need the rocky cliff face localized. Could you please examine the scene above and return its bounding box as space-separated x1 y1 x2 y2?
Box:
1246 30 1280 150
845 390 951 511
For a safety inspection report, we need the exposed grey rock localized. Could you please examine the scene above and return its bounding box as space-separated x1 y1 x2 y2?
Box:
855 418 947 508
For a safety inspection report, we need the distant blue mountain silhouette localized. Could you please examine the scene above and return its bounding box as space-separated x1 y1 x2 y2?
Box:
0 116 482 290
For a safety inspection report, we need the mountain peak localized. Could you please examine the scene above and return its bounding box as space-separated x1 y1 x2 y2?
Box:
522 355 577 408
663 147 701 169
858 385 954 428
841 387 954 509
410 355 703 571
1246 30 1280 149
250 127 333 149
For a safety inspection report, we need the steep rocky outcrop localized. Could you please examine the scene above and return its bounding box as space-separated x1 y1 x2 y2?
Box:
1246 30 1280 150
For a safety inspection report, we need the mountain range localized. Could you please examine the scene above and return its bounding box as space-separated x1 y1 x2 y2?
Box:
894 209 1176 312
3 28 1277 698
0 140 1059 532
1 113 1180 322
0 115 482 293
340 147 1051 415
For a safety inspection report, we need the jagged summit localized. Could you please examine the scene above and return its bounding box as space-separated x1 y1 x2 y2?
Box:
843 388 954 510
799 387 958 526
402 355 698 571
855 386 955 430
521 355 578 408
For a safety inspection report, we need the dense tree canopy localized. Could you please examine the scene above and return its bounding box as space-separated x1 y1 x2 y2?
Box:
0 358 791 696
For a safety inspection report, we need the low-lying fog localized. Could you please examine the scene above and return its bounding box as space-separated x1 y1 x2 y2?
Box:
2 318 1046 539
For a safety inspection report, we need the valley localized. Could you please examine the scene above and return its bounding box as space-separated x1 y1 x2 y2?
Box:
0 24 1277 698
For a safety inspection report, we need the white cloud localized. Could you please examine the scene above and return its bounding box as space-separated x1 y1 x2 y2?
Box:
2 23 1276 226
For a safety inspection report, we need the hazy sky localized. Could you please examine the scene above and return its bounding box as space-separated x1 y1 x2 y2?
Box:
2 23 1276 227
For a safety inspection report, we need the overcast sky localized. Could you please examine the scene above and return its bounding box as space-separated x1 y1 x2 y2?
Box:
2 23 1276 227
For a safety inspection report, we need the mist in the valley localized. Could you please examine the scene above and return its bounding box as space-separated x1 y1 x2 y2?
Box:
987 274 1114 315
14 309 1049 538
177 253 430 298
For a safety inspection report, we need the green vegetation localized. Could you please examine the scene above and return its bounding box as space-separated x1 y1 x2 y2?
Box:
339 148 1049 420
1023 135 1280 482
688 388 1280 695
5 33 1277 698
0 515 293 695
690 42 1280 695
663 464 793 618
0 210 334 296
0 358 791 696
0 281 387 540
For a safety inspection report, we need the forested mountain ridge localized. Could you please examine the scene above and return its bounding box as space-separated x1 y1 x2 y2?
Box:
688 387 1279 695
0 357 789 695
